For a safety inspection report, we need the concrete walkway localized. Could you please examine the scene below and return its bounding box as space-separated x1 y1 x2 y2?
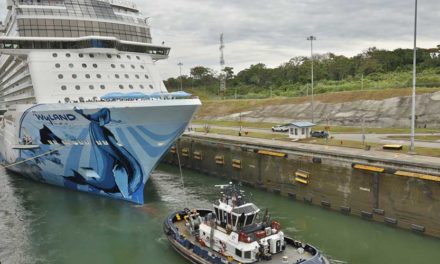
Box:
185 132 440 170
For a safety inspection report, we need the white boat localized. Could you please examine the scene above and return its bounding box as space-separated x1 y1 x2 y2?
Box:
0 0 201 204
164 183 330 264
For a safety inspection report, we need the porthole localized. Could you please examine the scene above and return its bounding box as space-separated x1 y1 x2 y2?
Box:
75 85 80 90
140 85 144 89
140 65 145 69
135 74 140 79
111 64 116 68
124 74 129 79
89 54 95 58
55 63 61 68
58 74 63 79
69 63 74 68
116 55 121 59
115 74 120 79
89 85 94 90
52 53 58 58
79 97 84 102
120 64 125 69
119 84 124 89
82 63 87 68
66 53 71 58
149 85 154 89
127 55 131 60
100 85 105 90
78 53 84 58
145 74 149 79
72 74 77 79
96 74 102 79
93 64 98 68
129 84 134 89
61 85 67 91
107 54 112 59
64 97 70 103
85 74 91 79
136 56 140 60
131 65 135 69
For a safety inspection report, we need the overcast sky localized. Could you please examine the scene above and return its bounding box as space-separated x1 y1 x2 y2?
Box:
1 0 439 79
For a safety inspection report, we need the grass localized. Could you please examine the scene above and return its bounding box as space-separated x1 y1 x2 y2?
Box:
387 135 440 141
192 119 440 134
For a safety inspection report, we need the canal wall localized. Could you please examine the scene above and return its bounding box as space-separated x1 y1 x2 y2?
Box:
162 133 440 238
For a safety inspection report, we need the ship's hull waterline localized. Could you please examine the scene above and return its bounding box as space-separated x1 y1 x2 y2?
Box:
0 100 200 204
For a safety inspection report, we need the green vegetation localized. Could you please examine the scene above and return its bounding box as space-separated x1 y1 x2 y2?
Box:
166 46 440 100
387 135 440 141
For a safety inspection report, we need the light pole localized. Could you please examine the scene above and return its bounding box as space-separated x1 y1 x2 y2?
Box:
307 36 316 123
410 0 417 153
178 62 183 91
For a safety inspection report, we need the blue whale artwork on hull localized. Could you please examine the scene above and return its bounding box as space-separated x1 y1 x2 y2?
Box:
63 108 144 198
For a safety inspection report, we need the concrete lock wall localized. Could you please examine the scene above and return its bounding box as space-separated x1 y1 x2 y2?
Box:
162 136 440 238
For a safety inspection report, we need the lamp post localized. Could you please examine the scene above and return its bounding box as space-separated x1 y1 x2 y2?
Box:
307 36 316 123
410 0 417 153
178 62 183 91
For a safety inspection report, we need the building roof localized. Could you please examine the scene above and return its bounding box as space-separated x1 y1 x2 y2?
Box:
290 121 316 128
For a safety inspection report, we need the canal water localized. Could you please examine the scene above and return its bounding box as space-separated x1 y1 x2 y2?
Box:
1 164 439 264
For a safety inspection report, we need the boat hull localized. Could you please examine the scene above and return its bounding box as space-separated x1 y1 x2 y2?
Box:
0 100 200 204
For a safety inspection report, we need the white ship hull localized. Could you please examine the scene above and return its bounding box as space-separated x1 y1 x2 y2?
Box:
0 99 200 204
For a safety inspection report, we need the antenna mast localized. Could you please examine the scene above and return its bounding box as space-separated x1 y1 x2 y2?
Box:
219 33 226 95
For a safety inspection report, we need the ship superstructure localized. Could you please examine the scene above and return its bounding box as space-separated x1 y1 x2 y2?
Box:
0 0 201 203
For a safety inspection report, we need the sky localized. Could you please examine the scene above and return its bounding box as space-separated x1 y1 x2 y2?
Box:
1 0 440 79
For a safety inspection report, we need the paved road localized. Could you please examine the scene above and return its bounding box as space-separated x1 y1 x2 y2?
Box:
191 124 440 149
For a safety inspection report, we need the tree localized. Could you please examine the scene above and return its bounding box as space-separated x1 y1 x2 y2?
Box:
190 66 213 80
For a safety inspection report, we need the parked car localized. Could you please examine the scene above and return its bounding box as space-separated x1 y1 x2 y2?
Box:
311 130 329 138
271 124 289 132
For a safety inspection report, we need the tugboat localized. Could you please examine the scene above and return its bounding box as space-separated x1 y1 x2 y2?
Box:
164 183 329 264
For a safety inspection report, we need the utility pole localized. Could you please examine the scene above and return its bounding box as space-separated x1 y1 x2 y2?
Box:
410 0 417 153
219 33 226 96
178 62 183 91
307 36 316 123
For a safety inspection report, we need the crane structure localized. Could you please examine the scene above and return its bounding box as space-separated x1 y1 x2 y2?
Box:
219 33 226 94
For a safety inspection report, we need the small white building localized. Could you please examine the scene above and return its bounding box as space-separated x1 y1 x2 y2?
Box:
288 121 316 139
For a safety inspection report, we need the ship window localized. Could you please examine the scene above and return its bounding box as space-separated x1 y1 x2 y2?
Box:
69 63 74 68
55 63 61 68
136 56 140 60
107 54 112 59
117 55 121 59
245 214 254 226
93 64 98 68
85 74 91 79
58 74 63 79
75 85 80 90
140 65 145 69
129 84 133 89
244 251 251 259
82 63 87 68
61 85 67 91
125 74 129 79
89 54 95 58
66 53 71 58
232 215 237 227
72 74 77 79
52 53 58 58
97 74 102 79
100 85 105 90
149 85 154 89
120 64 125 69
145 75 149 79
214 208 219 220
127 55 131 60
78 53 84 58
235 249 242 258
79 97 84 102
89 85 94 90
131 65 135 69
140 85 144 89
64 97 70 103
111 64 116 68
119 85 124 89
115 74 120 79
135 74 140 79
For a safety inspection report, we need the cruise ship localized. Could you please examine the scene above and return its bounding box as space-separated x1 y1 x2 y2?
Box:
0 0 201 204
